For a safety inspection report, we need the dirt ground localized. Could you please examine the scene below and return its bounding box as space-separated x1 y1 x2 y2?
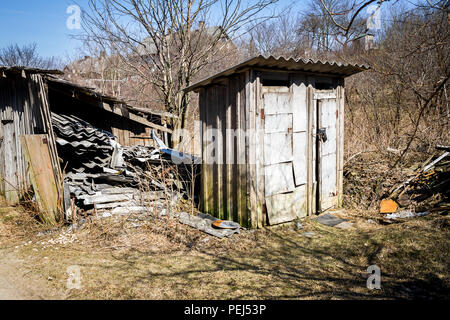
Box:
0 251 64 299
0 202 449 300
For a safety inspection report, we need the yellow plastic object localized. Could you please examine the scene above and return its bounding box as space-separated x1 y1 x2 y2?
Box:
380 199 399 214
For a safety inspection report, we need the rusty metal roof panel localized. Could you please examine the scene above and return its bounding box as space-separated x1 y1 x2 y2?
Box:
183 55 370 92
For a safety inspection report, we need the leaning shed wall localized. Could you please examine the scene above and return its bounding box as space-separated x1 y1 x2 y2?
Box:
0 69 60 204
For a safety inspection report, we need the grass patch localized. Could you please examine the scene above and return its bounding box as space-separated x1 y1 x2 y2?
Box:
2 206 448 300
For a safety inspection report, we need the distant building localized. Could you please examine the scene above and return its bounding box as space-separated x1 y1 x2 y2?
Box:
135 23 234 59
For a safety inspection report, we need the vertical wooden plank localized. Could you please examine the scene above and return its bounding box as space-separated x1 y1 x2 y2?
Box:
119 127 125 146
199 88 207 213
225 79 234 222
316 99 323 213
20 134 58 225
0 121 4 197
306 76 316 216
204 86 215 215
128 123 135 146
337 81 345 206
254 73 265 228
0 77 8 198
36 75 62 195
215 85 224 220
245 69 258 229
124 118 130 146
237 74 248 227
13 75 24 195
3 121 19 204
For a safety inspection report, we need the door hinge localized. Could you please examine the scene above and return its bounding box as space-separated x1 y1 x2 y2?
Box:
261 108 265 120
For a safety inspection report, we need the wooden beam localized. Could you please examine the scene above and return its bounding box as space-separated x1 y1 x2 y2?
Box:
101 103 172 134
46 83 172 134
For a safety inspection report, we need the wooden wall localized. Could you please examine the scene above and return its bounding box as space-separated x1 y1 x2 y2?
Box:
47 88 157 148
0 72 57 204
200 72 250 228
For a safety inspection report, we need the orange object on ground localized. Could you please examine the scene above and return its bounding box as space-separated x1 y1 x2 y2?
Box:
380 199 399 214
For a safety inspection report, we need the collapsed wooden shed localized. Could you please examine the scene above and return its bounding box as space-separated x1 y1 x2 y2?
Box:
184 55 369 228
0 67 172 205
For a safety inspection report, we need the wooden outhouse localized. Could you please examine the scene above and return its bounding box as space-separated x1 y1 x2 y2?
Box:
184 55 368 228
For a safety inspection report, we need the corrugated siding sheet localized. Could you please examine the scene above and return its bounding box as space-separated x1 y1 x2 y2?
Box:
184 55 369 93
200 73 249 227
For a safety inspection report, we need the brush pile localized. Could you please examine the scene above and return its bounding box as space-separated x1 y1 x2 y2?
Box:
385 146 450 212
344 146 450 215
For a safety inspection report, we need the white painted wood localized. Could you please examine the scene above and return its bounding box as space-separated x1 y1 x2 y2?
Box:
264 114 292 133
3 121 19 204
319 97 338 211
262 86 290 93
95 200 139 209
295 184 308 219
314 91 337 100
83 193 134 205
263 132 293 165
264 162 295 197
292 75 308 132
293 131 307 186
263 93 292 115
320 99 337 156
266 186 305 224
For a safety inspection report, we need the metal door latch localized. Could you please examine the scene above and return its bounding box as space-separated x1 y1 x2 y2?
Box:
317 128 327 142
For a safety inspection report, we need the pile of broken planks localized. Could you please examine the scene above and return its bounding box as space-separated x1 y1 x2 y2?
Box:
79 188 167 218
51 112 241 238
379 145 450 220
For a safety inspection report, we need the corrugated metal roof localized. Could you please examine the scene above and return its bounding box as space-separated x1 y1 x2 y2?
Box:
183 55 370 92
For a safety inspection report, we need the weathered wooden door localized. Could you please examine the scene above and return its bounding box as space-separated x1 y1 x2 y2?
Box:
263 92 301 225
315 92 338 212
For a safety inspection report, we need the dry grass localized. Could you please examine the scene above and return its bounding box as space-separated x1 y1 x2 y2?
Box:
1 203 449 300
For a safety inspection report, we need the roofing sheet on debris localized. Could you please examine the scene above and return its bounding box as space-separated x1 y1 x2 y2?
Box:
183 55 370 92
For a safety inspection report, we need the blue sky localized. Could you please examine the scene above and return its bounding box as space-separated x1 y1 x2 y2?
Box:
0 0 306 61
0 0 89 61
0 0 406 64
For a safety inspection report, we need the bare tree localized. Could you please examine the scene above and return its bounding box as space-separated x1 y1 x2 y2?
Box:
79 0 279 148
243 0 368 59
318 0 392 38
242 12 303 57
336 1 449 166
0 43 59 69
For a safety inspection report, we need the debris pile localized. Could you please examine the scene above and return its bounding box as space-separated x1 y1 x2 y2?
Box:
380 146 450 215
52 113 193 220
51 112 240 238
